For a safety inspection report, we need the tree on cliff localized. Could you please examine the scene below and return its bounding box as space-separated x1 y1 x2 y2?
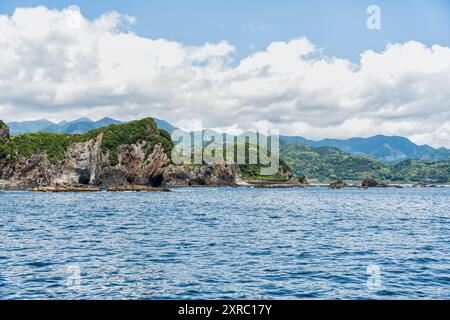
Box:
0 118 174 165
0 120 10 144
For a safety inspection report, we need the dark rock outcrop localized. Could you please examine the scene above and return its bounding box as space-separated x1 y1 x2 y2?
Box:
362 178 379 188
298 176 309 185
162 164 242 187
361 178 388 188
329 180 348 189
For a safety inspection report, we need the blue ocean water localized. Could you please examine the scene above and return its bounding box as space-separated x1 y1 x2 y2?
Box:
0 187 449 300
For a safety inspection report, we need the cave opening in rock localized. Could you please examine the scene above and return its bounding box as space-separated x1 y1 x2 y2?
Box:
196 178 206 186
149 174 164 188
77 169 91 185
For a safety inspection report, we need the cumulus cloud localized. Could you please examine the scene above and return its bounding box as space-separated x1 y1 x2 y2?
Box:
0 6 449 147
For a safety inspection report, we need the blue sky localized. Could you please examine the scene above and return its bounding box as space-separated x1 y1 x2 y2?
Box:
1 0 449 61
0 1 450 146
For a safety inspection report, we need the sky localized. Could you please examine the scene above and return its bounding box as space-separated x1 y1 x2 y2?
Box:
1 0 449 61
0 1 449 147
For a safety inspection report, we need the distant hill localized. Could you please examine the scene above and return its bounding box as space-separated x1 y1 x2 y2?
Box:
281 142 450 183
281 143 390 182
153 118 177 134
7 118 450 165
280 135 450 164
7 117 176 136
37 117 123 135
8 119 55 135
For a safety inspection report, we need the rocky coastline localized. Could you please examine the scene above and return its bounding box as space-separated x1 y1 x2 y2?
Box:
0 119 296 192
327 179 446 189
0 120 444 192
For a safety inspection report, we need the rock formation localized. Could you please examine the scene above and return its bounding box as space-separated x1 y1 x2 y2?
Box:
1 118 292 190
412 183 428 188
329 180 348 189
361 178 388 188
0 121 9 144
162 164 242 187
298 176 309 185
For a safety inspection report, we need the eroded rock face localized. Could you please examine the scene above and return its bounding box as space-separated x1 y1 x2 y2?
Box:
94 168 129 187
53 134 104 186
278 164 295 182
3 154 55 189
163 164 242 187
0 157 15 180
94 143 171 187
0 122 9 144
0 132 171 189
0 128 266 189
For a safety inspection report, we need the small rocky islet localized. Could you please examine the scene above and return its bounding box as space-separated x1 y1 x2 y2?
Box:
327 178 443 189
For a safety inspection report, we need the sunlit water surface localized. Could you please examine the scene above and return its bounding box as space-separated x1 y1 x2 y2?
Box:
0 188 449 299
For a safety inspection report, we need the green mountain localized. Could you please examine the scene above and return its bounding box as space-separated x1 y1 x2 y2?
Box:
1 118 173 167
7 117 177 136
280 135 450 164
281 142 450 183
5 118 450 183
390 160 450 183
9 118 450 165
281 143 390 182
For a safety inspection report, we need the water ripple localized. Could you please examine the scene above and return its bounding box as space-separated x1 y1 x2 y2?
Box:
0 188 449 300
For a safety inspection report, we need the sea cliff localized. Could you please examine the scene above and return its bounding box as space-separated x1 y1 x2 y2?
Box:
0 118 293 190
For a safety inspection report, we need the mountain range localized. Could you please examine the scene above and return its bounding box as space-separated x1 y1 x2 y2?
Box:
280 135 450 164
8 117 177 136
281 142 450 183
6 117 450 165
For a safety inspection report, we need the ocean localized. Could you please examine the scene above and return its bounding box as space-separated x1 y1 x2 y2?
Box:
0 187 449 299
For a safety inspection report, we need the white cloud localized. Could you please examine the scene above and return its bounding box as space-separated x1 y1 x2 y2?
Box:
0 7 449 147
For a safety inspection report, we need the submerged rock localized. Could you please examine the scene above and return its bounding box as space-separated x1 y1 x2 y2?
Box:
252 183 299 189
32 185 101 192
412 183 428 188
106 185 171 192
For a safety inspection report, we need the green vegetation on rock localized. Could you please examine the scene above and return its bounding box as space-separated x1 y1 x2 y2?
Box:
7 133 78 164
0 118 174 166
2 116 448 184
390 160 450 183
82 118 173 166
281 142 450 183
281 143 388 182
